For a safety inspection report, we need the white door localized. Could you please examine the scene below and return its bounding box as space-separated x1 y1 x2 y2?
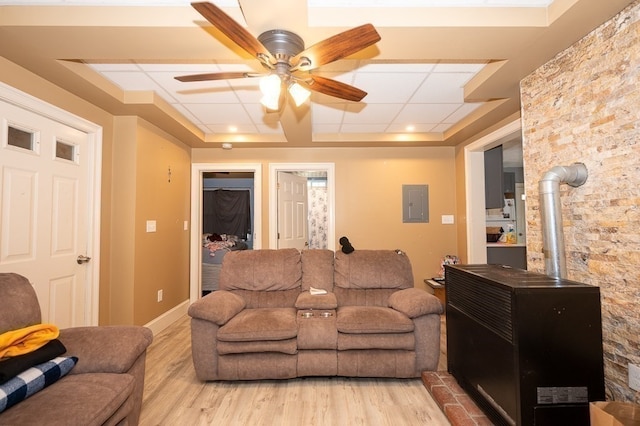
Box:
0 100 91 328
277 172 308 249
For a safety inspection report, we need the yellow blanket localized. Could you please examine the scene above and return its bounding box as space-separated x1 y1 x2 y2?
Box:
0 323 60 358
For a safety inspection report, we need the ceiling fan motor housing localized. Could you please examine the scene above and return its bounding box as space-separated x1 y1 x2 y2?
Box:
258 29 305 59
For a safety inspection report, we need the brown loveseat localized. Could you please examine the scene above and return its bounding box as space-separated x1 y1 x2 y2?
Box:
189 248 443 381
0 273 153 425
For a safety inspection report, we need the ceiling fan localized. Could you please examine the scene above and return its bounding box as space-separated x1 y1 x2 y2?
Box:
176 2 381 111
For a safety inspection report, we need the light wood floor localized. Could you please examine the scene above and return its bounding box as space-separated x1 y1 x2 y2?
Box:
139 315 450 426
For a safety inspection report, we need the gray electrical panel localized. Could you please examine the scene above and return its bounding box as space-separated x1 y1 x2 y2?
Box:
402 184 428 223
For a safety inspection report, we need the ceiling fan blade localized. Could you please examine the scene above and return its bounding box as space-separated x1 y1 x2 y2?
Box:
292 24 381 71
299 76 368 102
191 2 274 64
175 71 262 82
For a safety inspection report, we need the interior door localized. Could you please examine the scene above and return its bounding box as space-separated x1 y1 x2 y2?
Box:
0 100 91 328
277 171 308 249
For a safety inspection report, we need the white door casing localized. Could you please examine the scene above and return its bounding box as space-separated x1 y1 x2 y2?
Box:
464 118 522 263
189 163 262 303
277 171 308 250
0 82 102 326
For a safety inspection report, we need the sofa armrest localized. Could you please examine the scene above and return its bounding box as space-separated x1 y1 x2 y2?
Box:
388 288 443 318
58 325 153 375
188 290 246 325
295 291 338 310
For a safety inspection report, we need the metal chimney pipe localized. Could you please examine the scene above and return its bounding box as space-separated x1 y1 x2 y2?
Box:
538 163 588 279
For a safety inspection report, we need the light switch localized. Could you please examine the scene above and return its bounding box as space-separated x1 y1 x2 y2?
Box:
441 215 454 224
183 220 189 231
146 220 157 233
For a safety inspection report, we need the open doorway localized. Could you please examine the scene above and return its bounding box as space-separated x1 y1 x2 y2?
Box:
190 163 262 303
269 163 336 251
464 119 523 263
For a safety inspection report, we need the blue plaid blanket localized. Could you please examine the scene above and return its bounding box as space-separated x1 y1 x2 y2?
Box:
0 356 77 413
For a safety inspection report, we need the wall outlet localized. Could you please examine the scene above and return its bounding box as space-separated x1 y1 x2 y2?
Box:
157 289 163 303
146 220 157 233
630 363 640 391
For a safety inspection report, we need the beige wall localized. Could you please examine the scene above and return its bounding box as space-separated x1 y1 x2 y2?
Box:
132 119 191 324
521 0 640 402
111 117 191 325
193 146 458 289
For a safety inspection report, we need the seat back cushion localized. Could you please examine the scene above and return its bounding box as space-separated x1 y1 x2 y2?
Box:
0 273 42 334
219 249 302 292
334 250 413 290
334 251 414 306
301 249 335 291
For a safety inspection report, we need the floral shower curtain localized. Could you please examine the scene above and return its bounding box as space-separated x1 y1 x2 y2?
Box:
308 186 328 249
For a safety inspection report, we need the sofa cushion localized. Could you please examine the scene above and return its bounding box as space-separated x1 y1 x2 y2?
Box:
230 288 300 309
217 338 297 355
0 372 135 426
337 332 415 351
0 356 77 413
334 287 398 307
337 350 416 378
218 308 298 342
336 306 414 334
219 248 302 291
334 250 413 290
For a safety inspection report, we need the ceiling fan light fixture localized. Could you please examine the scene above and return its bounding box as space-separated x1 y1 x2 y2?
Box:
260 95 280 111
260 74 282 109
289 82 311 106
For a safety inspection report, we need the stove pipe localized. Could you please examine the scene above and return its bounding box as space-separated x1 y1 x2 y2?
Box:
538 163 588 279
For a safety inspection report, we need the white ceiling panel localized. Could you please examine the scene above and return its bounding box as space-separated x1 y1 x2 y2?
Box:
312 104 346 124
444 103 483 123
184 103 254 125
340 124 389 133
313 123 341 134
353 72 427 103
343 103 404 124
394 103 460 124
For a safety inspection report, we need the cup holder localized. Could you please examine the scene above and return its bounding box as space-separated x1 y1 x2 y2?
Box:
299 311 334 319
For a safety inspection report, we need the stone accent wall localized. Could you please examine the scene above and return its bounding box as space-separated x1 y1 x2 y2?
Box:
520 1 640 402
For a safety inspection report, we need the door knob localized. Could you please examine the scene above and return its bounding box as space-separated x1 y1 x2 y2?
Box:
77 255 92 264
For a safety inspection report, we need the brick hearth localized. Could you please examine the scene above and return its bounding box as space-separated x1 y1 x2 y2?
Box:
421 371 493 426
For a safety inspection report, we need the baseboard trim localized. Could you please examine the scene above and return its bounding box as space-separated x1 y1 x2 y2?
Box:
144 300 190 336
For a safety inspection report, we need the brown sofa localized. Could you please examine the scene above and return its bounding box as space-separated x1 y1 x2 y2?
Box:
0 273 153 426
189 248 443 381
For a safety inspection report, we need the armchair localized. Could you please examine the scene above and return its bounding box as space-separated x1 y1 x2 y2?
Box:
0 273 153 425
